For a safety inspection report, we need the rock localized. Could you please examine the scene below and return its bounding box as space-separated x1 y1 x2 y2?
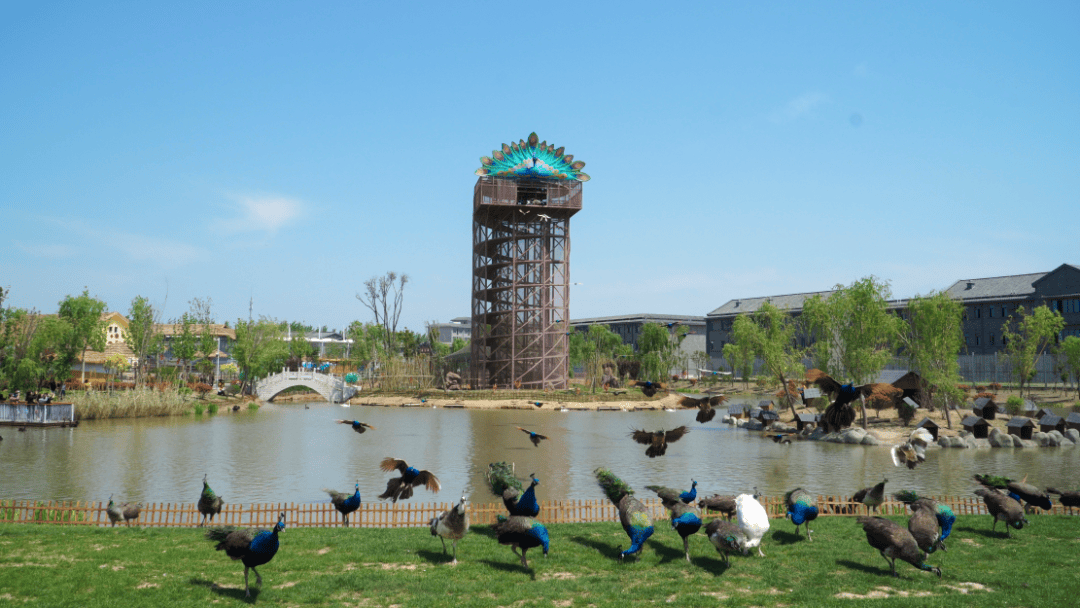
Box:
841 427 868 444
722 415 735 425
1034 431 1050 447
1048 430 1066 446
938 437 952 448
959 430 973 439
771 423 796 433
808 427 827 441
861 434 881 446
989 428 1003 441
950 436 968 448
1011 434 1024 448
742 419 764 431
1020 439 1039 448
1066 428 1080 443
989 433 1013 448
972 438 991 448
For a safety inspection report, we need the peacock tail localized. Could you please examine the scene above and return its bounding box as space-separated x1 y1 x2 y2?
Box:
486 462 523 497
974 473 1011 489
595 467 634 505
476 132 590 182
893 489 921 503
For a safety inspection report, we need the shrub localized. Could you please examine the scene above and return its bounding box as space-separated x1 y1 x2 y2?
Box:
192 403 205 415
224 384 240 396
1005 395 1023 415
755 376 769 389
207 403 219 415
897 400 917 425
178 386 193 396
193 383 213 397
1072 402 1080 413
988 382 1002 391
247 402 259 411
974 392 996 400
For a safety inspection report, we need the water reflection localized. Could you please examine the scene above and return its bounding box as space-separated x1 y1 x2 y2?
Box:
2 399 1077 505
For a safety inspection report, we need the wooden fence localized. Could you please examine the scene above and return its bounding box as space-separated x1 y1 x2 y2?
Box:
1 495 1074 528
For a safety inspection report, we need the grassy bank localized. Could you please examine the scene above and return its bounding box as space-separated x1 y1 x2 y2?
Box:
1 515 1076 607
71 388 246 420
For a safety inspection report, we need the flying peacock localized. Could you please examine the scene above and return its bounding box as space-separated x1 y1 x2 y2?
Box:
675 392 727 423
516 426 548 447
198 474 224 526
378 457 441 503
205 512 286 598
894 490 955 552
735 489 770 557
323 481 361 527
852 479 888 513
644 480 697 507
974 473 1052 512
973 487 1028 537
629 379 667 398
486 462 540 517
806 369 872 432
595 467 654 560
492 515 549 568
698 494 737 520
630 425 689 458
705 518 744 565
784 488 818 541
335 420 376 434
855 516 941 578
429 493 469 564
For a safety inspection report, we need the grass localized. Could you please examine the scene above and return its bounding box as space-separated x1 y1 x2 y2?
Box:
1 516 1077 607
70 387 247 420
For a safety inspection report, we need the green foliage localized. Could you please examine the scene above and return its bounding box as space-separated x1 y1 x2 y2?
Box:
207 403 218 415
124 295 162 386
901 291 966 426
192 403 205 415
247 402 259 411
735 303 803 412
57 288 108 383
1002 305 1065 397
569 324 631 390
635 322 687 382
170 313 198 382
1005 395 1024 415
232 317 289 394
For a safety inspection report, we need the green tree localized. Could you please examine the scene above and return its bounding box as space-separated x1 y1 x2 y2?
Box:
188 297 218 383
232 317 289 395
1002 305 1066 398
802 276 902 428
736 303 804 419
1062 335 1080 400
124 296 162 386
900 291 966 429
57 289 108 384
356 271 408 355
723 329 755 389
569 324 631 391
637 322 687 382
170 313 198 384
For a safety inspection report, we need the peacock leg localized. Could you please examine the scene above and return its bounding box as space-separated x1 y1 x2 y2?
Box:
343 513 349 527
757 545 765 557
683 537 691 562
451 540 458 565
440 537 447 554
807 525 813 542
243 566 251 597
519 547 529 568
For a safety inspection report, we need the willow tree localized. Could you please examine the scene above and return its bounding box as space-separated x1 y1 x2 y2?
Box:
802 276 902 429
723 327 755 389
1002 305 1065 398
901 291 965 428
569 324 630 391
124 296 162 386
736 303 804 419
637 322 687 382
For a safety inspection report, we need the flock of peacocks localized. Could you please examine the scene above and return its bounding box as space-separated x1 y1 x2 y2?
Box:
94 409 1077 597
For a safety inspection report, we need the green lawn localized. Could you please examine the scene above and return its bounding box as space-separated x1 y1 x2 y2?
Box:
0 515 1076 607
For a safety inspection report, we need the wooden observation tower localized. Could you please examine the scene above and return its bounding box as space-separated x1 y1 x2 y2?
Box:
470 133 588 390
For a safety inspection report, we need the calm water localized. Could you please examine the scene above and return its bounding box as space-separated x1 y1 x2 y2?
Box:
2 399 1077 505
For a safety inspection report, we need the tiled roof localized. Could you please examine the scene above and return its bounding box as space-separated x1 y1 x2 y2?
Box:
157 323 236 340
707 291 833 316
570 313 705 326
961 415 987 426
875 370 912 385
1039 414 1063 425
943 272 1047 302
77 342 136 364
1006 416 1035 427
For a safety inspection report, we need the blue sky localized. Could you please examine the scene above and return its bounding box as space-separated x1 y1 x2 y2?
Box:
2 1 1077 332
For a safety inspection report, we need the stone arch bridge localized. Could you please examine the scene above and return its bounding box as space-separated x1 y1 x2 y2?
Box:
255 369 359 403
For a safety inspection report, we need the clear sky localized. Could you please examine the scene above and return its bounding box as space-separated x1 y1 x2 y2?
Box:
2 1 1077 332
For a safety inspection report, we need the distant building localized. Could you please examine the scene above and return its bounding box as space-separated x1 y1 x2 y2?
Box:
431 317 472 345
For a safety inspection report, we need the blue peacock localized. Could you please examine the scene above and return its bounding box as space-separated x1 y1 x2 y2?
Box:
595 467 653 559
205 512 286 598
486 462 540 517
666 502 703 562
378 457 441 502
492 515 549 568
516 426 548 447
476 132 589 182
784 488 819 541
335 419 376 434
644 480 697 507
324 481 361 527
894 490 955 551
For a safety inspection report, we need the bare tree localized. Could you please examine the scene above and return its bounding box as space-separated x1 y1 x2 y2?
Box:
356 272 409 355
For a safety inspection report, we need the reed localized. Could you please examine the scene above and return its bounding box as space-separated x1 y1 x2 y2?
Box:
71 387 194 420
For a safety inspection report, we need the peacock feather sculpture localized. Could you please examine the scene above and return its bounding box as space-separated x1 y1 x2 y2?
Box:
430 494 470 564
205 512 286 598
476 132 589 182
784 488 818 541
323 481 362 527
595 467 653 559
492 514 549 568
856 516 941 579
894 490 955 552
198 474 224 526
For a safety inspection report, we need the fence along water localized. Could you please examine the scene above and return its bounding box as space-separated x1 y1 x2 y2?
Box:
1 495 1071 528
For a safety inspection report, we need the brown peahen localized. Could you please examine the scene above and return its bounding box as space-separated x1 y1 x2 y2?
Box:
974 488 1028 537
856 516 941 578
906 502 940 554
198 474 224 526
429 494 469 564
644 480 697 508
205 512 286 598
106 495 123 527
676 392 727 423
122 502 142 526
852 479 888 513
1046 487 1080 514
705 518 744 565
698 494 737 520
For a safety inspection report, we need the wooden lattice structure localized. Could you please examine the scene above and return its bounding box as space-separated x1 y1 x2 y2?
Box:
2 495 1073 528
470 176 582 390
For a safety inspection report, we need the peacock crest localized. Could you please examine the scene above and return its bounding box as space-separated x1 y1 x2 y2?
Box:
476 132 590 182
